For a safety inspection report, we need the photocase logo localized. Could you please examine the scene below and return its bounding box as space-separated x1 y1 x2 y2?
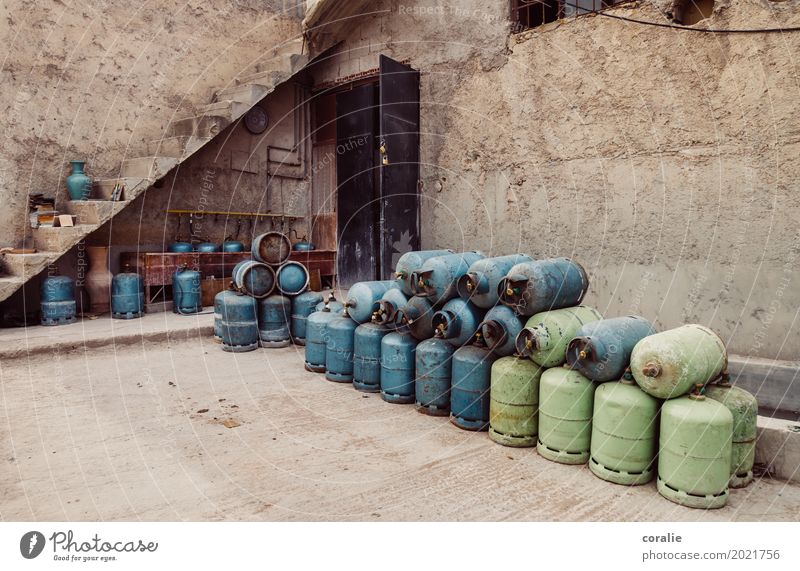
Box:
20 531 45 559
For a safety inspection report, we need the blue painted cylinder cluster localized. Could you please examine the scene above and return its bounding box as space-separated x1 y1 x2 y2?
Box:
499 257 589 316
168 241 192 253
305 304 343 372
411 251 485 305
220 293 259 352
325 312 359 383
566 315 656 382
213 290 237 342
431 298 487 347
290 291 324 345
394 249 454 296
258 295 292 348
172 268 202 314
40 276 77 326
276 261 309 296
232 260 276 299
415 338 455 416
380 332 418 404
395 296 436 340
456 254 532 309
480 304 525 357
450 345 498 431
195 242 220 252
111 272 144 319
353 323 392 392
346 280 399 323
370 288 410 326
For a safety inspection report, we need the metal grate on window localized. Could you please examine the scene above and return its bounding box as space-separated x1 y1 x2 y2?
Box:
511 0 628 32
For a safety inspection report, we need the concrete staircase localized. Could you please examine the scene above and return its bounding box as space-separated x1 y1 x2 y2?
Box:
0 38 308 304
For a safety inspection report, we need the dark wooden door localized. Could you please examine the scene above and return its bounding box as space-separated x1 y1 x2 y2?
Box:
379 55 421 280
336 84 379 287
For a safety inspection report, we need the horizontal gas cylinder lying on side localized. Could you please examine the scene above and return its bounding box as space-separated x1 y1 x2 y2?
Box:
431 298 486 347
631 324 727 399
456 254 532 309
394 249 454 296
346 280 399 324
566 316 656 382
411 252 484 306
515 306 602 367
499 258 589 317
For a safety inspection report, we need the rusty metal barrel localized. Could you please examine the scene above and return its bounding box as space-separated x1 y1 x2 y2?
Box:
251 232 292 266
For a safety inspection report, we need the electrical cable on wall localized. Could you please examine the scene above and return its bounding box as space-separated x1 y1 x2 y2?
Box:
560 1 800 33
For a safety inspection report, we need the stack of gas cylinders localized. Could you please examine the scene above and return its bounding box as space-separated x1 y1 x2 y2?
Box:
212 232 316 353
301 250 758 510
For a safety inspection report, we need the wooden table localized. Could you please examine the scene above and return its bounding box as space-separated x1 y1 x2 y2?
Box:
120 250 336 309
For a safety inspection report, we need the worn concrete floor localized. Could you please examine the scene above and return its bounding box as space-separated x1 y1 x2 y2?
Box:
1 332 799 521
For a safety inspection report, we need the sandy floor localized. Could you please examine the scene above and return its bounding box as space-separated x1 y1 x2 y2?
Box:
1 334 798 522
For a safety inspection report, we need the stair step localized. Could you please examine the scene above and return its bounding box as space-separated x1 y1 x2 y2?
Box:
188 100 251 122
93 177 150 201
67 200 131 225
32 224 98 253
1 251 58 278
213 83 272 105
146 135 211 159
120 156 179 179
167 114 232 138
257 52 308 75
0 276 25 301
235 68 291 88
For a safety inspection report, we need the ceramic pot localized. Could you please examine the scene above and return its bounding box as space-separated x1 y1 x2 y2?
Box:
66 160 92 201
85 246 113 314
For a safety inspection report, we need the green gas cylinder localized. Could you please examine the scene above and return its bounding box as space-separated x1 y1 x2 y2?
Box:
537 366 596 464
515 306 602 367
657 392 733 509
589 373 660 485
631 324 727 399
489 356 543 447
704 383 757 488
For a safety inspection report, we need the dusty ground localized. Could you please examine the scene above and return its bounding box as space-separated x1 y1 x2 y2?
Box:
1 332 799 522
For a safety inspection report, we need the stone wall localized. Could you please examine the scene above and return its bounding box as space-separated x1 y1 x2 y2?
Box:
0 0 302 248
305 0 800 361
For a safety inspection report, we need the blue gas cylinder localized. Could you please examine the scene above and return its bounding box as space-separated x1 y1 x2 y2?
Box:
258 295 292 348
276 261 309 295
291 291 324 345
111 272 144 319
345 280 399 323
411 251 485 306
431 298 486 347
395 296 436 340
394 249 454 296
168 241 192 253
219 293 259 352
415 337 455 416
40 275 77 326
325 311 359 383
213 289 237 343
353 322 392 392
450 345 498 431
172 268 202 314
232 260 275 299
380 332 418 404
566 315 656 382
499 257 589 316
222 241 245 253
305 303 343 372
370 287 410 326
456 254 533 308
195 242 220 252
480 304 525 356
